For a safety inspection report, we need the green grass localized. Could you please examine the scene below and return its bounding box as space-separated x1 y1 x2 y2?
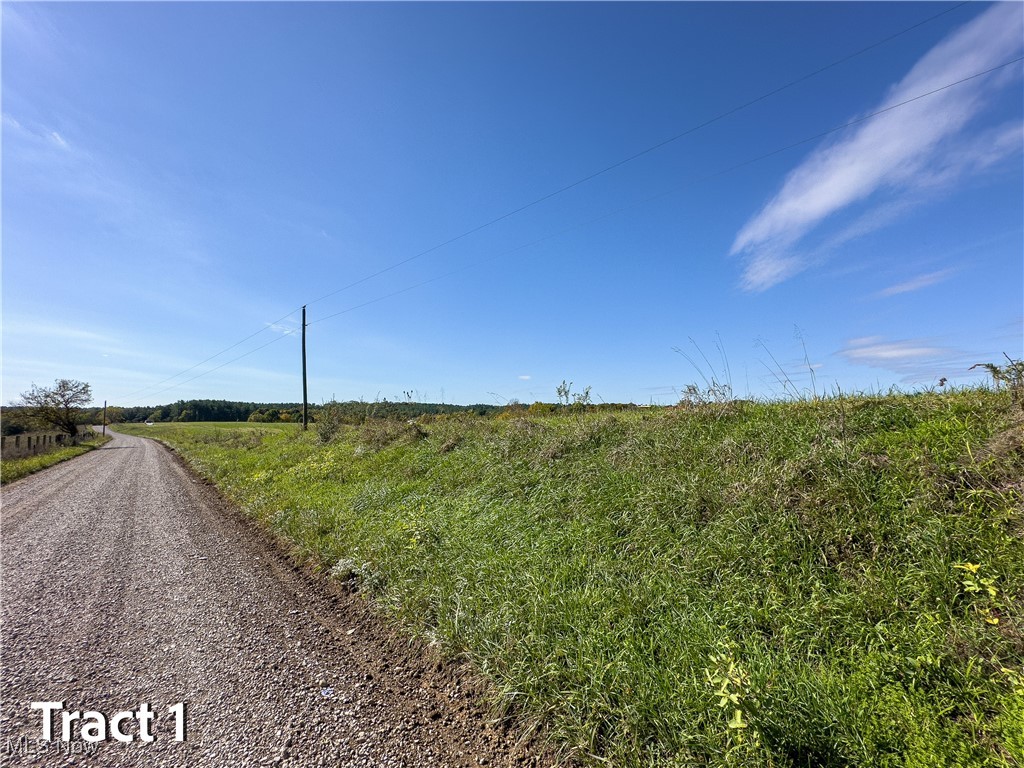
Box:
1 432 113 484
133 420 299 431
117 390 1024 767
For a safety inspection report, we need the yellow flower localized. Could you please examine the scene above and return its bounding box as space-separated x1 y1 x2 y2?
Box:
728 709 748 729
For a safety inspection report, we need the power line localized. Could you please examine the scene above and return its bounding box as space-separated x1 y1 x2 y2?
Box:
312 55 1024 318
492 56 1024 263
134 278 460 401
705 57 1024 181
307 272 462 326
115 3 979 402
302 2 970 309
144 54 1023 401
134 329 299 402
114 307 302 401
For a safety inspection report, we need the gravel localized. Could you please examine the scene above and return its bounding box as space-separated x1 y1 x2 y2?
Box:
1 430 556 767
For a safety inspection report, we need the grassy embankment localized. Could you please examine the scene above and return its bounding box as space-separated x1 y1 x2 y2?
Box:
0 431 112 485
118 389 1023 767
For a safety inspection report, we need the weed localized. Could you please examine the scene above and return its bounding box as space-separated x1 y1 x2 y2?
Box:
556 380 573 407
955 562 1003 625
674 336 735 404
316 400 347 444
972 354 1024 407
118 389 1023 767
359 418 427 452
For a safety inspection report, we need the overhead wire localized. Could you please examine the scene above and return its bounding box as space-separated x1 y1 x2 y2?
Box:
301 2 971 309
307 272 462 326
304 55 1024 326
132 329 300 402
117 3 984 401
113 307 302 401
125 54 1023 401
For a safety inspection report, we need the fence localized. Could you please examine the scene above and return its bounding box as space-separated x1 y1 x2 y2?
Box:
0 429 94 460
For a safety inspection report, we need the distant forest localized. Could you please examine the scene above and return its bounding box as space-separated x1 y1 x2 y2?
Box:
3 398 640 435
87 399 505 426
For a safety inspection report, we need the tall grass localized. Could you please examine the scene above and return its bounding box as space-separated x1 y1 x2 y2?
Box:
119 390 1024 767
0 433 112 484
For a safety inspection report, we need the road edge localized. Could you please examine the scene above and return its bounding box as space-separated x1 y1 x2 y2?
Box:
125 427 571 768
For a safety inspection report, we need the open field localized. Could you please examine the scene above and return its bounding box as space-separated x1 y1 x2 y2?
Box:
0 430 112 485
116 389 1024 767
130 420 300 431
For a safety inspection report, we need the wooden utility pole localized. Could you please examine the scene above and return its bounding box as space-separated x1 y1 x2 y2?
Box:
103 400 107 436
301 305 308 431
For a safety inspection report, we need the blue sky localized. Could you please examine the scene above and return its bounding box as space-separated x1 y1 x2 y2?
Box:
3 2 1021 408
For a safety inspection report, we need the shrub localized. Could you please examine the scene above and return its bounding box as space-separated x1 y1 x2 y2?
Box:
316 401 346 444
359 418 427 451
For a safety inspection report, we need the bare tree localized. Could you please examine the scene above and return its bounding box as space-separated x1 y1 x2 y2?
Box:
19 379 93 438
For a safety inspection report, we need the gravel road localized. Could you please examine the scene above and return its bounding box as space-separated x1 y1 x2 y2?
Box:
1 430 553 767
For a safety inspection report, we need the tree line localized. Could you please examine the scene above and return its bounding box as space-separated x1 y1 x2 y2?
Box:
4 379 641 437
3 398 507 434
95 399 505 425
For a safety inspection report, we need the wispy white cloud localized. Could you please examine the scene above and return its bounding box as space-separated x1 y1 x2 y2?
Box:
266 320 301 336
838 335 985 383
1 4 65 63
2 11 210 275
1 320 118 346
48 130 69 149
518 374 531 381
4 110 126 207
876 268 955 298
732 4 1024 291
816 198 918 256
5 107 212 271
842 337 944 363
4 112 73 154
0 313 245 376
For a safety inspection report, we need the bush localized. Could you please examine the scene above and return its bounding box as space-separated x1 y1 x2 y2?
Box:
316 401 346 444
359 418 427 451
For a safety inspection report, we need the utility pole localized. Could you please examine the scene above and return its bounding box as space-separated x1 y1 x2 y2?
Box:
301 305 308 431
103 400 107 436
